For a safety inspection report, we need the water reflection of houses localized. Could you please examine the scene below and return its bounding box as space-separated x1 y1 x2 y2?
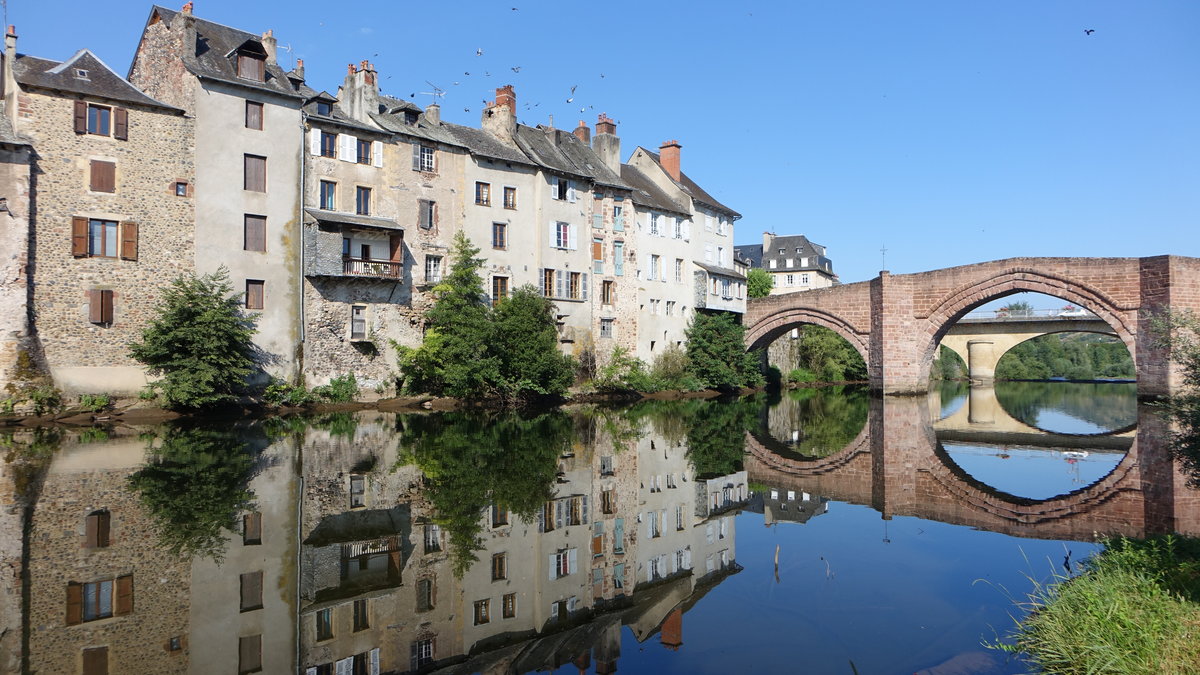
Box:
746 486 831 526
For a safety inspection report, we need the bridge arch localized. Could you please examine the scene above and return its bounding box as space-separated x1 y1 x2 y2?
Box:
743 307 869 366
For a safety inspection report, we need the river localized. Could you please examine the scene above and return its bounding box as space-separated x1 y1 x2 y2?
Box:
1 381 1193 675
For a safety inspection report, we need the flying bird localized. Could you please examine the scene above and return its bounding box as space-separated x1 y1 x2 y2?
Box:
511 66 521 73
476 48 484 56
566 97 574 103
464 71 470 76
485 71 491 77
570 85 577 94
1084 29 1095 35
464 107 470 112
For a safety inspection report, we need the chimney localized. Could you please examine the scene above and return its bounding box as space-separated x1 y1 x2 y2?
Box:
659 140 681 182
482 84 517 142
573 120 590 145
260 29 277 65
293 58 305 82
762 231 774 251
181 1 193 14
660 608 683 650
3 25 16 124
593 113 620 173
339 61 380 125
424 102 440 124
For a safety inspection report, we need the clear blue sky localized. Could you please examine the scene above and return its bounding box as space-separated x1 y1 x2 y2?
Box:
10 1 1198 284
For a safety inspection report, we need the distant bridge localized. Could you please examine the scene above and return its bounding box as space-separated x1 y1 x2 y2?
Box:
940 312 1116 380
743 256 1200 397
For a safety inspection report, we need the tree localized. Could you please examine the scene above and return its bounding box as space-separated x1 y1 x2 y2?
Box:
685 311 764 390
128 268 258 409
747 268 774 298
790 325 867 382
492 286 575 400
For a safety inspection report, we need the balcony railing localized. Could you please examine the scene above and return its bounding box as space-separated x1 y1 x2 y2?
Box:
343 257 402 278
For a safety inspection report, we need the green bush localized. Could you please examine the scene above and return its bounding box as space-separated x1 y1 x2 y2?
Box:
312 373 359 403
686 311 764 390
262 379 315 407
78 393 112 412
27 385 63 416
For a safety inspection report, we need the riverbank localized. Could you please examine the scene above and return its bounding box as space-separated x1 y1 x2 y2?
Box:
1005 535 1200 674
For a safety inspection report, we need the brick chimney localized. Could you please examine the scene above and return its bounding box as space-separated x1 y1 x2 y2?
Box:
660 608 683 650
482 84 517 142
659 140 681 182
339 61 380 125
573 120 590 145
181 1 193 14
260 29 277 65
2 25 16 124
593 113 620 173
293 58 305 82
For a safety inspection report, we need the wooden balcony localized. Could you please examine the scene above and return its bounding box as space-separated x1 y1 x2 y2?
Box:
343 256 402 278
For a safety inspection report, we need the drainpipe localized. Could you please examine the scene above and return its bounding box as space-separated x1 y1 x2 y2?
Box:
298 113 307 361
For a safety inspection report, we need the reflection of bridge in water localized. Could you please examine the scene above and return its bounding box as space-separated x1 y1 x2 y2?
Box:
745 395 1200 542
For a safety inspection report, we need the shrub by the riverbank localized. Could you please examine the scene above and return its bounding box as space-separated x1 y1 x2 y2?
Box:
1003 535 1200 674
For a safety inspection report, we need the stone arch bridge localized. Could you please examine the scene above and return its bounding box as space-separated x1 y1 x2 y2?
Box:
743 256 1200 397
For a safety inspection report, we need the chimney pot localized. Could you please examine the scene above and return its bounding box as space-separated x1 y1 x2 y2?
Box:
181 2 193 14
595 113 616 135
6 25 15 36
659 140 682 182
573 120 590 145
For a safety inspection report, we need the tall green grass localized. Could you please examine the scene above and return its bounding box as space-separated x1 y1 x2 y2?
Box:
1002 536 1200 674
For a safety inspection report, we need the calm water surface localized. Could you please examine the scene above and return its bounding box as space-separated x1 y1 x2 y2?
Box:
1 381 1192 675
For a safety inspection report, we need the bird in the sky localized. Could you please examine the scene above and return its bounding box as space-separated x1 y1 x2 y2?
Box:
476 48 484 56
464 71 470 76
600 73 605 78
512 6 518 9
1084 29 1095 35
570 85 577 94
511 66 521 73
464 107 470 112
485 71 491 77
566 97 573 103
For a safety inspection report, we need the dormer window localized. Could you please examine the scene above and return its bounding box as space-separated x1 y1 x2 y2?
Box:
404 111 419 125
74 69 89 80
316 101 332 116
236 51 265 82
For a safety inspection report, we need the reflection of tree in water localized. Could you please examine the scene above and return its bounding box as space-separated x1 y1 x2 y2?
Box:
764 386 869 459
625 396 762 478
995 381 1137 431
128 425 258 561
397 411 567 577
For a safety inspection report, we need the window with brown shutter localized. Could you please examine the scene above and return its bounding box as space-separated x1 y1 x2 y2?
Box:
240 571 263 611
72 216 89 257
243 155 266 192
89 290 113 325
66 582 83 625
90 160 115 193
82 647 108 675
114 574 133 615
244 215 266 252
245 101 263 130
389 233 403 262
243 512 262 545
74 100 87 134
85 510 111 548
245 280 264 310
113 108 128 140
120 222 138 261
238 635 262 674
237 53 265 82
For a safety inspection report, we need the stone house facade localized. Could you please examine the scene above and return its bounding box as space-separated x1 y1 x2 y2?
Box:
735 231 838 294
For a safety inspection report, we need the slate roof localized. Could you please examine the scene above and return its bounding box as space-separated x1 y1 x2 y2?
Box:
639 148 740 218
148 6 302 100
620 164 689 215
734 244 764 268
737 234 836 275
693 260 746 280
305 208 402 232
514 124 627 190
14 50 180 111
442 123 535 166
294 83 383 135
370 104 465 148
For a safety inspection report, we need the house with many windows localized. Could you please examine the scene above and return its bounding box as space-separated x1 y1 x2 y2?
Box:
734 232 838 295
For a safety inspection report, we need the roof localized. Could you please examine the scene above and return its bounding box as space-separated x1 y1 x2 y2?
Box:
442 122 536 166
514 124 628 190
147 6 302 100
305 208 402 232
620 164 689 215
14 50 181 112
693 260 746 280
370 107 465 148
742 234 836 274
734 244 764 268
640 147 740 218
294 83 385 135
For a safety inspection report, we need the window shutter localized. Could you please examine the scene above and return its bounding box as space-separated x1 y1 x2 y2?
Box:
568 181 577 203
683 220 691 240
120 222 138 261
536 504 545 532
556 272 564 299
548 220 556 248
581 495 589 523
66 582 83 624
581 273 588 301
90 289 113 325
339 134 354 162
309 128 321 155
555 500 565 530
592 213 603 229
82 647 108 675
369 648 380 675
548 554 556 580
72 217 89 257
115 574 133 615
73 100 87 134
568 224 577 250
90 160 115 193
307 669 318 675
335 657 353 675
410 644 418 672
614 518 623 546
244 512 262 542
389 234 403 262
569 548 578 574
412 142 421 170
85 512 99 548
113 108 128 140
372 140 384 168
614 212 624 231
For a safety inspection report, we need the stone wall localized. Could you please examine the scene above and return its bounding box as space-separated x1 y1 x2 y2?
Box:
0 141 32 391
19 90 193 394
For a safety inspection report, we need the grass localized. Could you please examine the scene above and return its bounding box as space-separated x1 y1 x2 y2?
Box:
1002 535 1200 674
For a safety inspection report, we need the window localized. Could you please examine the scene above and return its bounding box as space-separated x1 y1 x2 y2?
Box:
174 180 190 197
673 219 682 239
676 504 685 530
553 178 569 200
237 52 265 81
552 549 576 578
647 510 661 538
473 599 490 625
75 217 131 259
350 305 367 341
318 180 336 210
649 213 659 235
89 289 113 326
245 101 263 129
613 563 625 589
613 205 624 231
243 512 262 545
568 272 580 300
240 571 263 611
553 221 571 249
785 274 794 287
592 521 604 557
82 646 108 675
417 578 435 611
316 607 333 640
592 237 604 273
316 100 333 116
355 186 371 215
414 144 436 172
718 247 726 266
318 131 337 158
88 103 111 135
244 215 266 252
413 639 435 669
491 276 508 308
721 278 732 298
492 222 507 249
601 488 615 514
491 505 509 528
424 255 442 283
542 269 555 298
87 159 117 193
492 553 507 581
666 301 675 316
601 280 614 305
353 598 369 632
475 181 491 206
245 280 264 310
238 635 261 674
502 593 516 619
600 318 614 339
349 474 365 508
801 273 810 285
503 186 517 209
84 510 110 548
356 138 372 164
649 255 660 281
614 241 624 276
769 259 777 269
66 575 132 624
785 258 793 268
613 518 625 554
424 524 441 553
418 199 437 229
243 154 266 192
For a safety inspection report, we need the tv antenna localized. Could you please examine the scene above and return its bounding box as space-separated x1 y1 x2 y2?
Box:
880 244 888 271
419 81 446 105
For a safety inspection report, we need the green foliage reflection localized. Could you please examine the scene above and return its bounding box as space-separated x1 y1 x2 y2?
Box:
775 386 869 458
627 397 762 478
994 381 1137 432
995 333 1134 381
